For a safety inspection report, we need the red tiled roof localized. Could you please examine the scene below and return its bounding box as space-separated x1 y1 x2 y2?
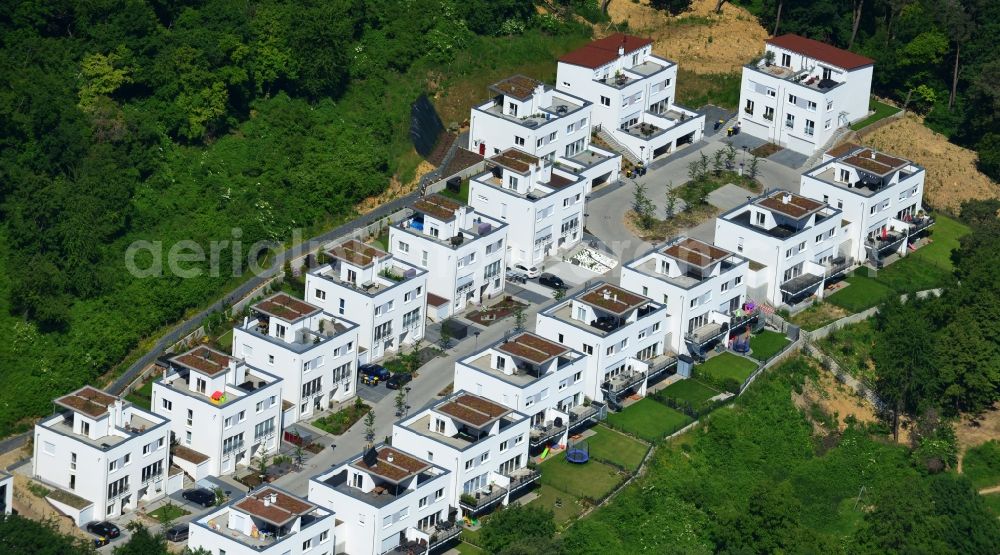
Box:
559 34 654 69
766 34 874 70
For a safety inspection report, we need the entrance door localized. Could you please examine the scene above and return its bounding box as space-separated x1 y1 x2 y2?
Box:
479 142 486 155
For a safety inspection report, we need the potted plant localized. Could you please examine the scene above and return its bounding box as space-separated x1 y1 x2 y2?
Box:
764 51 775 67
460 493 477 506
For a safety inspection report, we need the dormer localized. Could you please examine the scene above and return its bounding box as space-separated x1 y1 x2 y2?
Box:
657 237 736 281
170 346 235 398
751 190 827 232
326 239 388 286
568 283 654 333
348 446 430 496
53 387 120 440
488 149 548 195
228 487 317 539
489 75 547 118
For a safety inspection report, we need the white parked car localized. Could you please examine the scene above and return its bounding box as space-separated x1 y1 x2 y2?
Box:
513 264 540 279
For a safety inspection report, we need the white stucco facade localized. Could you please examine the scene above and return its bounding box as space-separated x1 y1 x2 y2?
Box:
188 486 336 555
715 190 853 307
232 293 359 424
152 346 283 479
800 144 929 266
308 445 457 555
389 195 508 317
392 392 536 517
468 75 621 193
620 237 752 357
305 240 427 363
452 332 600 451
738 34 874 155
0 472 13 515
33 387 174 525
556 34 704 164
468 149 586 267
534 282 673 409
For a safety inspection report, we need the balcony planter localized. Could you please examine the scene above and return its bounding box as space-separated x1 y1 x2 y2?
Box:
459 493 477 506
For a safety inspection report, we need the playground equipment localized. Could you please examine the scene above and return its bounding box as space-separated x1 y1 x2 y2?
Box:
565 438 590 464
731 326 751 354
540 446 550 460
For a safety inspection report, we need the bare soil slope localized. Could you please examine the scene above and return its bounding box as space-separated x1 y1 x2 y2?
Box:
859 114 1000 212
605 0 768 74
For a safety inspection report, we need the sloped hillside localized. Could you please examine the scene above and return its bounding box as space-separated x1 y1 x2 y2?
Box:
604 0 768 73
860 114 1000 212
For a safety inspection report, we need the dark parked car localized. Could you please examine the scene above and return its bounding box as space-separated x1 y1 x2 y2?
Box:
86 521 120 539
386 372 413 390
359 363 391 386
538 273 567 290
182 487 216 508
165 523 190 542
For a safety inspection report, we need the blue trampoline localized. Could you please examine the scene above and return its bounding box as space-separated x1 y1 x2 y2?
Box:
565 439 590 464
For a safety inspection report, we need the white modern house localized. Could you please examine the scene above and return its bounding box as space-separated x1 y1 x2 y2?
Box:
0 471 12 515
232 293 359 424
468 74 621 193
556 33 704 165
800 143 930 266
620 237 753 358
305 240 427 363
33 386 176 525
392 392 538 518
152 346 283 480
453 332 602 451
189 486 336 555
468 149 586 268
389 195 508 318
715 190 853 307
738 34 874 155
534 282 674 409
308 445 460 555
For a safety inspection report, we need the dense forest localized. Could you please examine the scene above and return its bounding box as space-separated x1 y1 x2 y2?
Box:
735 0 1000 181
0 0 599 435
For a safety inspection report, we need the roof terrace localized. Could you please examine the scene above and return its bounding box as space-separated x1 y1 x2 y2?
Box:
462 332 581 387
198 487 329 549
318 445 445 508
402 393 521 450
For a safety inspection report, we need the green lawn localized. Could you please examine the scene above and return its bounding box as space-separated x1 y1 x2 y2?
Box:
125 379 154 410
539 451 623 501
676 69 742 110
826 273 894 312
749 330 791 361
606 398 692 442
982 493 1000 517
964 441 1000 490
454 541 487 555
438 179 470 204
850 98 901 131
696 352 758 384
529 484 585 525
149 503 189 522
658 379 720 405
215 328 233 351
372 228 390 251
873 214 968 293
586 426 649 471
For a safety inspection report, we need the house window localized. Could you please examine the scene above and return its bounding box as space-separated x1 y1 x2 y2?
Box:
583 344 593 355
574 371 582 382
162 399 172 411
788 94 797 105
186 409 193 426
755 212 765 225
805 119 815 136
807 100 817 111
352 473 363 488
781 53 791 67
314 288 326 300
549 131 557 141
744 99 754 115
822 67 832 80
398 241 409 253
816 234 823 243
606 346 614 355
825 119 832 130
508 176 518 189
268 354 275 365
837 169 850 183
763 106 774 121
275 323 286 339
785 113 795 129
338 298 345 315
508 102 518 117
435 419 446 434
827 100 833 110
465 459 474 470
514 136 525 147
536 138 544 148
600 96 610 106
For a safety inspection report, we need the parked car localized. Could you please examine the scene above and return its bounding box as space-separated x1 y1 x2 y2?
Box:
86 521 120 539
538 273 567 290
505 268 527 284
513 264 540 279
359 363 391 386
182 487 216 508
165 523 190 542
386 372 413 390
